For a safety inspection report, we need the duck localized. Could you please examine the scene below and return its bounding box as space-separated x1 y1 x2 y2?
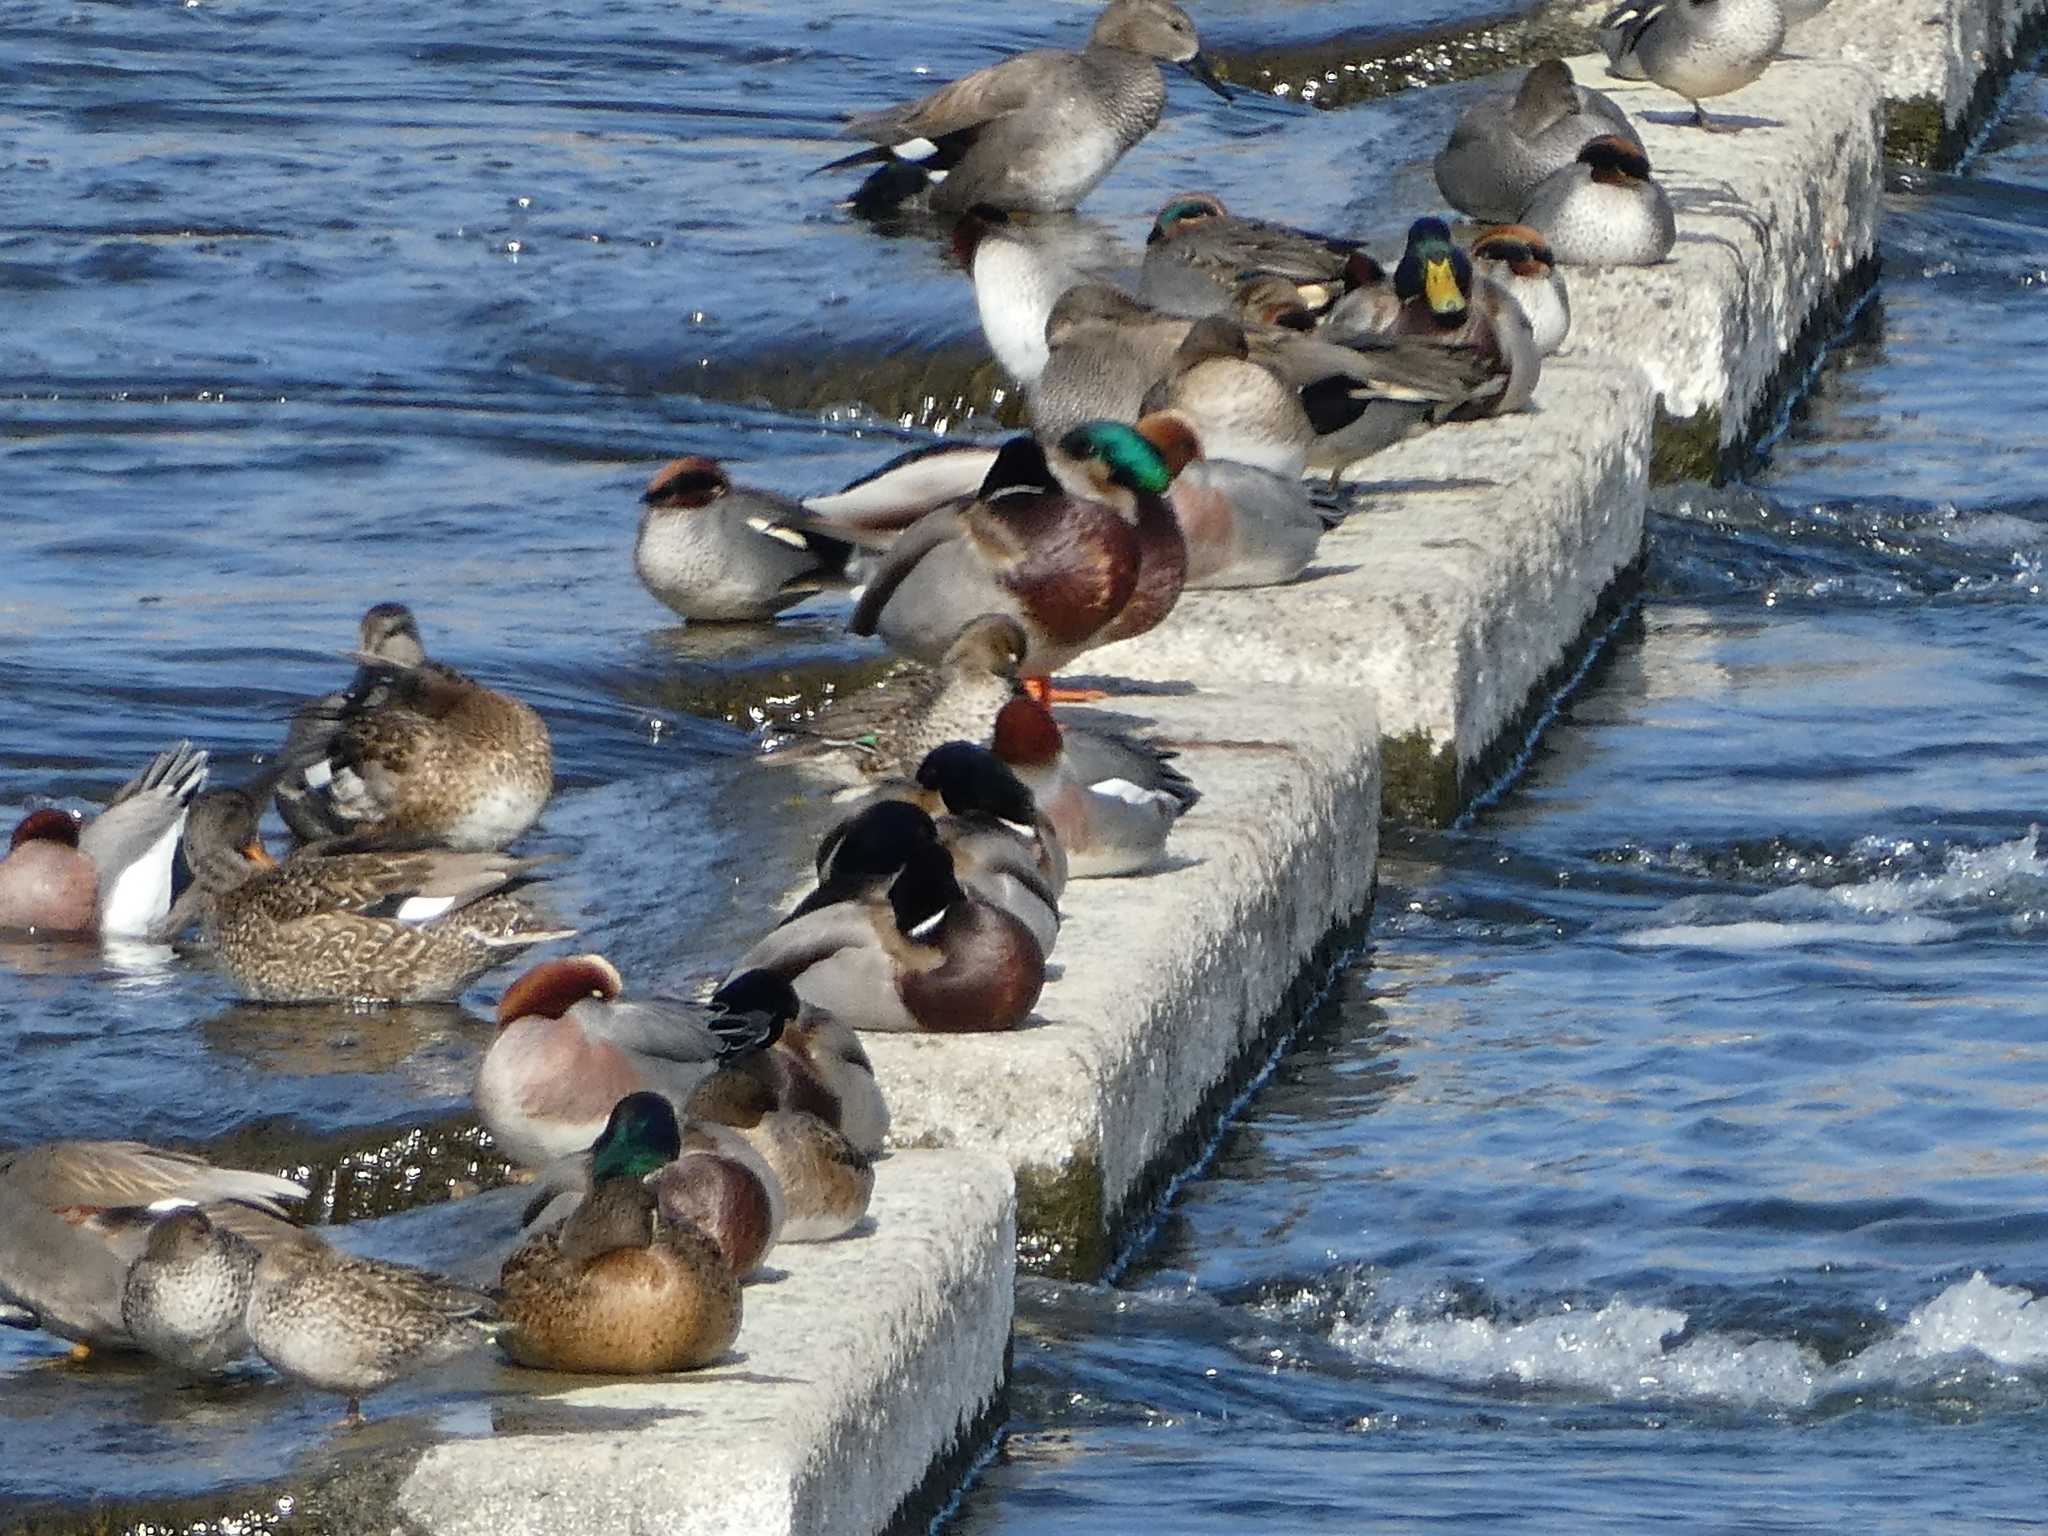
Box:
244 1228 498 1422
1605 0 1821 76
477 955 798 1168
802 790 1061 959
1470 226 1572 354
0 740 208 938
769 614 1028 783
770 1002 891 1160
1132 409 1341 589
0 1139 304 1359
1432 59 1642 222
1519 136 1677 266
499 1178 741 1375
685 1068 876 1242
818 0 1228 215
1601 0 1785 129
633 455 855 622
1376 218 1541 419
731 838 1045 1033
847 423 1176 681
520 1092 785 1281
181 785 572 1004
275 604 425 844
119 1205 267 1375
990 693 1191 877
1137 192 1376 318
271 606 552 853
951 206 1133 386
1031 282 1204 435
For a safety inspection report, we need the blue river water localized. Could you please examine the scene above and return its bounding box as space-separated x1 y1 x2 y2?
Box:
2 0 2044 1524
955 67 2048 1536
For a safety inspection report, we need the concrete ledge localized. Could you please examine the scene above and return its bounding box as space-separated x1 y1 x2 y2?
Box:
866 686 1382 1277
389 1151 1015 1536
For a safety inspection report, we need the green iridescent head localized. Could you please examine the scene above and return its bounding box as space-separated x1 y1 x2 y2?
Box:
1058 421 1174 497
1148 193 1226 245
590 1091 683 1182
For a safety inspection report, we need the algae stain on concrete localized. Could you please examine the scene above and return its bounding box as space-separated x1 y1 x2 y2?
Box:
1379 728 1461 826
1014 1157 1110 1282
1650 407 1724 487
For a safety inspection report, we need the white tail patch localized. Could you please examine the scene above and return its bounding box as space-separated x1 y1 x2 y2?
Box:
894 137 939 161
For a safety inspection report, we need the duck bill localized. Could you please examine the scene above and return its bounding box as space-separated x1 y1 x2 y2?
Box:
1180 52 1232 102
1423 256 1464 317
240 838 277 869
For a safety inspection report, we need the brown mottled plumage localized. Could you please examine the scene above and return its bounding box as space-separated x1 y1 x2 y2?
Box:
687 1069 877 1243
185 787 572 1003
499 1180 741 1374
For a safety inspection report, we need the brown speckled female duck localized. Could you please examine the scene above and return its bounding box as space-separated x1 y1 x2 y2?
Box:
499 1179 741 1375
276 604 553 852
183 786 572 1003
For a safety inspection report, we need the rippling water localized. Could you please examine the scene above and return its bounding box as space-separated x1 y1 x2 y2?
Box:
955 67 2048 1536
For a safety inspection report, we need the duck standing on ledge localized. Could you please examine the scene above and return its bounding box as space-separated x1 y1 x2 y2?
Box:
1600 0 1785 130
819 0 1229 214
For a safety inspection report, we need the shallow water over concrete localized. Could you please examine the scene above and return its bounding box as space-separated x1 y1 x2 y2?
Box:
953 69 2048 1536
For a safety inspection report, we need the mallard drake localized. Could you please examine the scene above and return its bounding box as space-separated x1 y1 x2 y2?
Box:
1138 193 1376 318
1132 410 1340 589
1432 59 1642 220
1519 137 1677 267
818 0 1226 215
477 956 797 1168
770 614 1028 783
685 1069 876 1243
1471 226 1572 354
803 788 1062 959
634 455 855 622
183 786 572 1004
1601 0 1784 130
245 1229 498 1422
848 424 1179 680
273 606 552 853
732 839 1045 1033
0 742 208 938
0 1139 303 1358
1380 218 1541 418
520 1092 784 1281
991 694 1193 878
499 1178 741 1374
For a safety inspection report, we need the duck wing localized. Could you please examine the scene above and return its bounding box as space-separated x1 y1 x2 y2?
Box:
78 741 209 936
848 507 969 636
844 48 1070 147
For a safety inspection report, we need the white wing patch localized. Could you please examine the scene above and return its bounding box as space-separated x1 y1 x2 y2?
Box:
394 894 459 924
1090 777 1173 809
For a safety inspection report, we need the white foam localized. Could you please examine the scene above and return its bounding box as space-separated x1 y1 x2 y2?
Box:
1622 917 1960 949
1332 1275 2048 1411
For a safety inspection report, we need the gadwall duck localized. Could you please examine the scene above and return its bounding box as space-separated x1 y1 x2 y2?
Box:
275 604 423 844
0 1139 302 1358
1433 59 1642 221
274 607 552 853
991 694 1191 878
847 424 1182 681
476 954 796 1168
1471 226 1572 354
1601 0 1784 129
820 0 1227 214
0 741 208 938
1519 137 1677 266
732 838 1045 1033
634 455 855 622
499 1178 741 1374
244 1228 498 1423
184 786 572 1004
770 615 1028 783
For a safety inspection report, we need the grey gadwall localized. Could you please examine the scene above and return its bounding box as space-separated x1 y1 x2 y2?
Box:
1433 60 1641 222
821 0 1228 214
0 741 209 938
0 1139 302 1358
